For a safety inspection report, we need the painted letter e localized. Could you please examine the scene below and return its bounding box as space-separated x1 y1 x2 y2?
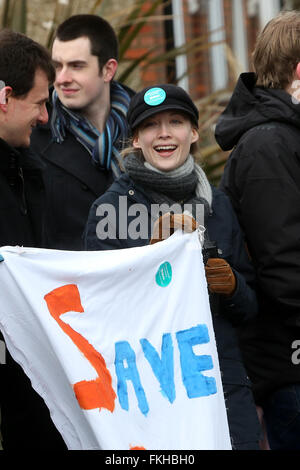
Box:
176 324 217 398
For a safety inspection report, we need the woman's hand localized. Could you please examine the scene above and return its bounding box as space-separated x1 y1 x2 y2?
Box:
205 258 236 296
150 213 198 244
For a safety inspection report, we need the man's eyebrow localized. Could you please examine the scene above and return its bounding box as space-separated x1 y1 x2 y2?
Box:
36 96 49 104
52 59 87 66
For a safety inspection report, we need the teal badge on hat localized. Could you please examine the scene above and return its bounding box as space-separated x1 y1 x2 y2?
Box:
155 261 172 287
144 87 166 106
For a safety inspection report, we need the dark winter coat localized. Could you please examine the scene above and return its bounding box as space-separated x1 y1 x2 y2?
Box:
0 137 66 449
30 124 113 250
84 173 261 450
0 138 45 247
215 72 300 403
30 84 135 251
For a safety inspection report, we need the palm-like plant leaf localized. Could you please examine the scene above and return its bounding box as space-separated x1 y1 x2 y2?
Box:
117 0 165 60
117 49 153 84
1 0 11 28
1 0 27 33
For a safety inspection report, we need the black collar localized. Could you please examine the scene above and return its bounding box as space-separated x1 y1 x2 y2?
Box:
0 138 20 171
0 137 45 172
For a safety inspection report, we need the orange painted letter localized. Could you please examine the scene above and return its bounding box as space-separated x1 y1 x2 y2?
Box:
44 284 116 412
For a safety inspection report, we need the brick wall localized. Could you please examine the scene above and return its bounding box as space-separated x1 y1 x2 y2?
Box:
122 1 167 90
123 1 214 100
184 1 211 100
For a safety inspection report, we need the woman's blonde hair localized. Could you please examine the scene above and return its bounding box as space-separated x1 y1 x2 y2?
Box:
252 10 300 89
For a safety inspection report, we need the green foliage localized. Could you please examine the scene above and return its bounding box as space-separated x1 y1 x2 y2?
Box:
1 0 27 33
116 0 163 61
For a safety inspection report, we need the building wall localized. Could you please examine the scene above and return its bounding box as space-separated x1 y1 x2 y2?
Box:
122 2 167 90
124 0 283 99
122 0 261 99
0 0 283 99
185 1 211 99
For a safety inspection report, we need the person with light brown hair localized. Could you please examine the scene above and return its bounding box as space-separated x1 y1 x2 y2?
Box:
215 9 300 450
252 10 300 90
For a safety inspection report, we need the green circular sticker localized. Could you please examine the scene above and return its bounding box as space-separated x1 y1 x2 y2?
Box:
144 87 166 106
155 261 172 287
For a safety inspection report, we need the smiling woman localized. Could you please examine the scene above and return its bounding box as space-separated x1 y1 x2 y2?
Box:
132 110 198 172
84 83 262 450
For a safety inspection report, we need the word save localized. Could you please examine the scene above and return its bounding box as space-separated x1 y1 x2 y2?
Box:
44 284 217 417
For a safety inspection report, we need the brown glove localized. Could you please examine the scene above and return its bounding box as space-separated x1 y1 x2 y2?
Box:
205 258 236 296
150 213 198 245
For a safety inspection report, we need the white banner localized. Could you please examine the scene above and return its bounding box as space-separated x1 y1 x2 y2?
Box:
0 231 231 450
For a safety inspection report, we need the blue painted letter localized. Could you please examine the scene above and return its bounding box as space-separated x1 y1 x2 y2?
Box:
140 333 175 403
176 324 217 398
115 341 149 416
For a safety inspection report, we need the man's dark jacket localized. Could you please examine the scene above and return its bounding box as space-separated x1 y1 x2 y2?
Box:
30 122 114 251
84 174 261 450
215 72 300 404
0 138 66 449
30 84 135 251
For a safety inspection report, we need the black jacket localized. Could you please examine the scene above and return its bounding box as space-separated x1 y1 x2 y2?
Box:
0 138 45 247
0 138 66 450
215 72 300 403
84 173 261 450
30 84 135 251
30 126 113 250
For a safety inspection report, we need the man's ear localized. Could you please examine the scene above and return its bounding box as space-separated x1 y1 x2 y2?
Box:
102 59 118 83
0 86 13 112
296 63 300 80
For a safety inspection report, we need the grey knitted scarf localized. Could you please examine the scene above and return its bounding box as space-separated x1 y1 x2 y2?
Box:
123 153 212 224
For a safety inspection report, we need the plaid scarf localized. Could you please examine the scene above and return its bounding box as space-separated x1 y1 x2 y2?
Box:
50 81 130 178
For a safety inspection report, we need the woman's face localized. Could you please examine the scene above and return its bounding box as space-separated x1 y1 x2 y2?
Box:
132 110 199 171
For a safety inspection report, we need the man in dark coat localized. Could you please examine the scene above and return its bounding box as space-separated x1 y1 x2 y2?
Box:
215 10 300 450
0 29 66 450
31 14 134 250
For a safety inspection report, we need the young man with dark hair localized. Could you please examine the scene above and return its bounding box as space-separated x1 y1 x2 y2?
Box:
0 29 54 147
215 10 300 450
0 29 66 449
31 14 134 250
